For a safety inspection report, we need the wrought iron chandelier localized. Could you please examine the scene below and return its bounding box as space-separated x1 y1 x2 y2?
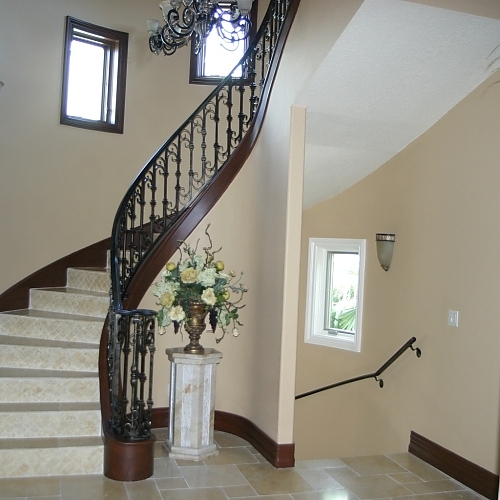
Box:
147 0 254 56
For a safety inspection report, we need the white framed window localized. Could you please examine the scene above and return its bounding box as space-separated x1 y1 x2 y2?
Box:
305 238 366 352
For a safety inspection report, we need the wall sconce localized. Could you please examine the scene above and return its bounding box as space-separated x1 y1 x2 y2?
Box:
376 233 395 271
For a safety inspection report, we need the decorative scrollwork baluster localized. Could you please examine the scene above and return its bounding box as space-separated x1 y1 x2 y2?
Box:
108 0 294 442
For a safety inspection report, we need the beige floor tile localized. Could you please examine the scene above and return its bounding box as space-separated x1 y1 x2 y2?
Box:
388 471 423 484
396 491 485 500
214 432 251 448
155 477 189 490
340 455 407 476
175 459 206 467
154 443 169 458
237 462 314 496
386 453 448 481
0 477 60 498
325 466 359 480
404 479 465 495
232 496 292 500
181 464 249 488
222 484 259 498
292 491 360 500
335 474 412 499
60 475 127 499
124 478 162 500
159 486 228 500
296 468 344 491
152 457 183 478
203 446 260 465
295 459 345 470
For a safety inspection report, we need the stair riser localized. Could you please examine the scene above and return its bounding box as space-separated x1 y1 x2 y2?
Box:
66 268 110 293
0 411 101 439
0 345 98 372
30 290 108 318
0 378 99 404
0 314 102 344
0 446 103 477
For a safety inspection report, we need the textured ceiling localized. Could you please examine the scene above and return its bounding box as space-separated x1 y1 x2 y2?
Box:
296 0 500 208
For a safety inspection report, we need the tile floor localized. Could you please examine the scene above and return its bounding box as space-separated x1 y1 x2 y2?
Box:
0 430 487 500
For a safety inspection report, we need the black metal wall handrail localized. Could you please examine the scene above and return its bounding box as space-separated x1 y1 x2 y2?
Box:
295 337 421 400
106 0 296 442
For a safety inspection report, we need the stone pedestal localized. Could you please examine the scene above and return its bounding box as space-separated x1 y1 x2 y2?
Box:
164 347 223 461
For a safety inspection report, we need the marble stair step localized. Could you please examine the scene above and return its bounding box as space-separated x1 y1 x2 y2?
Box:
0 377 99 404
66 267 110 293
0 343 98 373
0 410 102 439
0 439 103 477
0 309 104 345
29 288 109 318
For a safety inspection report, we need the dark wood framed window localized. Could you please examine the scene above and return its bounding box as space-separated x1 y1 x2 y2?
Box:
189 2 258 85
61 17 128 134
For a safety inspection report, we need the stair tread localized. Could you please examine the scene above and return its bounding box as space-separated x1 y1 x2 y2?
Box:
2 308 105 322
0 334 99 349
33 287 109 298
0 435 103 450
0 368 97 378
0 402 100 412
69 267 108 272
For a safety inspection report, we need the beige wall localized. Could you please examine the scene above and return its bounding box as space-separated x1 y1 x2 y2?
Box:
0 0 210 295
295 71 500 473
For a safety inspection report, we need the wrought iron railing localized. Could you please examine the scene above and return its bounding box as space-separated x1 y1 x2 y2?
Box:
295 337 422 400
107 0 295 441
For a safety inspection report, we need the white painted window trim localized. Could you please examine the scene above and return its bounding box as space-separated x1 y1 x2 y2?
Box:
304 238 366 352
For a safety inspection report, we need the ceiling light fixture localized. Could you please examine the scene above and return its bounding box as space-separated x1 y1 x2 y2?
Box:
147 0 254 56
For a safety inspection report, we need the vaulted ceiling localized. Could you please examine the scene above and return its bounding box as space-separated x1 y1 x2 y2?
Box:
295 0 500 208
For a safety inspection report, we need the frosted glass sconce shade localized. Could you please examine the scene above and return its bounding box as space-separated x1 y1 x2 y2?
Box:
376 233 395 271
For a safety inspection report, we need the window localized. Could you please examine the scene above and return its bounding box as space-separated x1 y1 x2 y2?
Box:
189 2 258 85
61 17 128 134
305 238 366 352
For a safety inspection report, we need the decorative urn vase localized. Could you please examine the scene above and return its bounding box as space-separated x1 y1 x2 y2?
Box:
183 300 208 354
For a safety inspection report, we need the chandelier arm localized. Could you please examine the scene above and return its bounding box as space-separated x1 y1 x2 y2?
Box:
150 0 254 56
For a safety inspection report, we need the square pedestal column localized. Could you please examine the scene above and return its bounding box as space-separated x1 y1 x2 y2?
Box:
165 347 223 461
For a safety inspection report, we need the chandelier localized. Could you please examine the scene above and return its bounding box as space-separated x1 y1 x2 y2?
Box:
147 0 255 56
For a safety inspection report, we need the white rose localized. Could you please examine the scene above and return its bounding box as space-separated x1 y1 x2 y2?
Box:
169 305 186 322
180 267 198 283
201 288 217 306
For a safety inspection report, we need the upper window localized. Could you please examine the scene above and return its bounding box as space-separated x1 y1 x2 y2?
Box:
189 2 258 85
61 17 128 134
305 238 366 352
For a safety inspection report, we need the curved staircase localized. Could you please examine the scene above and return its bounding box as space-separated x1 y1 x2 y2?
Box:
0 266 109 477
0 0 301 481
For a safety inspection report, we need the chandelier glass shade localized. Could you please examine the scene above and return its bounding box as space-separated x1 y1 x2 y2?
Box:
147 0 254 56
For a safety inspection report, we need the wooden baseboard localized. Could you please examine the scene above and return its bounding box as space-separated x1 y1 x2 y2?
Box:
151 407 295 468
409 431 499 500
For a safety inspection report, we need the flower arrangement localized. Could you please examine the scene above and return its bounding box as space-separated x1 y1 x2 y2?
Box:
153 225 248 343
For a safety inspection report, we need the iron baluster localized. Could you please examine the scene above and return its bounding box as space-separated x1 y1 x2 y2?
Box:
225 81 234 156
